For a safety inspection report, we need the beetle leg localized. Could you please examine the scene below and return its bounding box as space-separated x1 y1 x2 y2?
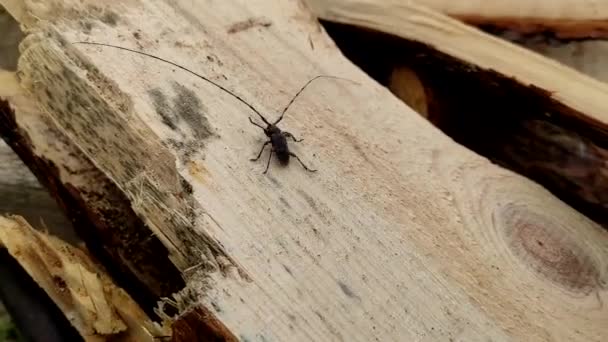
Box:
283 131 303 142
289 152 317 172
263 149 274 174
248 117 266 130
250 140 271 161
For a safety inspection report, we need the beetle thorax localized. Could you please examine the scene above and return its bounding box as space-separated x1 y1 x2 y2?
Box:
265 125 281 137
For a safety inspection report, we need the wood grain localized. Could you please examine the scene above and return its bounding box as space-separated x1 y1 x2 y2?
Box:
0 214 168 341
518 40 608 83
1 0 607 341
0 90 184 312
307 0 608 125
414 0 608 38
311 0 608 229
0 2 73 240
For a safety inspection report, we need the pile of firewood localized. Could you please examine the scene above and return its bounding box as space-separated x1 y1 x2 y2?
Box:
0 0 607 341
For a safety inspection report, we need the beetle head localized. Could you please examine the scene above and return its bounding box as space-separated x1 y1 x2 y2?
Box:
264 125 280 137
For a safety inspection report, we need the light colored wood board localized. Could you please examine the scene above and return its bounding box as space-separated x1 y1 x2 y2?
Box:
312 1 608 227
1 71 183 301
336 22 608 226
307 0 608 127
0 21 75 242
2 0 608 341
0 214 168 341
414 0 608 38
517 40 608 84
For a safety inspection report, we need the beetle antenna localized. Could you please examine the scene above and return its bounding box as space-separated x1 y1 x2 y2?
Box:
274 75 359 125
72 41 271 125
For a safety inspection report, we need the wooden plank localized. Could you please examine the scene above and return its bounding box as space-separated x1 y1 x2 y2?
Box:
0 70 184 313
306 0 608 126
1 0 607 340
518 40 608 83
311 0 608 228
414 0 608 38
0 214 168 341
0 1 73 239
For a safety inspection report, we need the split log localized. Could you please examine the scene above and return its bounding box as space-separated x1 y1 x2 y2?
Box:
1 0 608 341
0 1 72 237
309 0 608 228
413 0 608 39
0 215 168 341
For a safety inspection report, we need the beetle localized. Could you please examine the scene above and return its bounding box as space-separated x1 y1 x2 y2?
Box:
246 75 346 174
73 42 354 174
248 115 313 174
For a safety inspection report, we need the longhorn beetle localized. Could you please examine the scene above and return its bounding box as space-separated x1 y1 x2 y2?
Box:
74 42 356 174
246 74 354 174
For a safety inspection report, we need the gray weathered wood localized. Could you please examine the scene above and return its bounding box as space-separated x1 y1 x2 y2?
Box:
0 4 72 240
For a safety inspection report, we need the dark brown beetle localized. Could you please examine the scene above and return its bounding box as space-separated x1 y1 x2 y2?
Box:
74 42 354 174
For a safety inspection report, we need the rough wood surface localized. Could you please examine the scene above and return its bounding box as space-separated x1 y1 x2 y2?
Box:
0 86 184 315
307 0 608 125
311 0 608 228
518 40 608 83
413 0 608 38
0 3 73 240
1 0 608 341
0 215 167 341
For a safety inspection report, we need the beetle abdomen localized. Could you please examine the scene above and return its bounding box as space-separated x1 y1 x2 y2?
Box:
271 133 290 164
276 151 290 164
